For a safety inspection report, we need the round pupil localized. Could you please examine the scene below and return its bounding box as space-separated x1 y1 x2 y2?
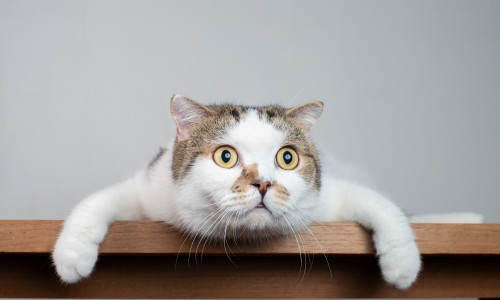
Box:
283 151 293 164
221 150 231 163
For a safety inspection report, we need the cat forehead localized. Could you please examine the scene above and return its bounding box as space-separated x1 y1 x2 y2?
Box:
220 109 285 154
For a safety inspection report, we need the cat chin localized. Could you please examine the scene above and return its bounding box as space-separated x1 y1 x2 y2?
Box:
175 210 308 243
243 208 274 229
232 218 310 242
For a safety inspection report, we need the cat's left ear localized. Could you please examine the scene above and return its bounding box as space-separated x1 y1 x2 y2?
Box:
286 101 323 132
170 94 212 141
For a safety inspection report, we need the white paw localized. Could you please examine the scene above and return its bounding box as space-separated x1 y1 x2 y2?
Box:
378 241 421 290
52 235 99 283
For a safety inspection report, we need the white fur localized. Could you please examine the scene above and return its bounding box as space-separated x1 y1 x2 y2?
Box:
409 212 485 223
315 176 420 289
52 180 145 283
53 107 422 289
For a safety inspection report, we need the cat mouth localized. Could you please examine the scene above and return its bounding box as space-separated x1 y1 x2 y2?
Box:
253 202 271 213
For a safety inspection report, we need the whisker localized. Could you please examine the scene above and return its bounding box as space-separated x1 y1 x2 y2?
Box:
223 212 237 266
286 214 309 284
199 207 232 263
282 214 304 283
188 207 224 267
175 231 193 272
294 208 333 279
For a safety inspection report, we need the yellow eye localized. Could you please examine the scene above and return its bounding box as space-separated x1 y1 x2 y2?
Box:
213 146 238 168
276 147 299 170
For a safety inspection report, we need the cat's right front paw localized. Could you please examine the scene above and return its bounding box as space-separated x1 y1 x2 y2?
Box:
378 241 421 290
52 236 99 283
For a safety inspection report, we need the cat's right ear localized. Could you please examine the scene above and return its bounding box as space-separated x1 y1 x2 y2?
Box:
170 94 211 141
286 101 323 132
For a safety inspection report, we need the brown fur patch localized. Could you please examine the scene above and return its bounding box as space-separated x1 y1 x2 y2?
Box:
273 181 291 201
270 181 291 209
171 100 321 195
233 195 250 206
231 163 260 193
171 104 249 181
258 105 287 122
258 105 322 192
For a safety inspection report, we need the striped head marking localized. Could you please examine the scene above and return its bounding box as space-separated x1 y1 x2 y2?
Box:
169 95 323 240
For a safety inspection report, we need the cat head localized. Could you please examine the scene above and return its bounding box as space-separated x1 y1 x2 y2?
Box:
169 95 323 241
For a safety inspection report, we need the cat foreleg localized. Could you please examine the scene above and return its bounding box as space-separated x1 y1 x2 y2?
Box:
52 179 145 283
325 180 421 290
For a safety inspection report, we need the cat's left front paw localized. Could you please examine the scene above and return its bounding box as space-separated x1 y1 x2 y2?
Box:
378 241 421 290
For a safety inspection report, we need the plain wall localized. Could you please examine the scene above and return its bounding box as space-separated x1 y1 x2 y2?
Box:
1 0 499 222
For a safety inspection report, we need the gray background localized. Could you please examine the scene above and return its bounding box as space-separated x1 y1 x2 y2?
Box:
1 0 499 222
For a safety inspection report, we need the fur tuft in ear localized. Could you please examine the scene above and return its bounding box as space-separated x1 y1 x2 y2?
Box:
170 94 212 141
286 101 323 132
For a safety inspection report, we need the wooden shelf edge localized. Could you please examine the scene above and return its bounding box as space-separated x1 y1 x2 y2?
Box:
1 220 499 255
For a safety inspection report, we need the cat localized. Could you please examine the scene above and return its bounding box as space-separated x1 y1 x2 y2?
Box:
52 95 421 290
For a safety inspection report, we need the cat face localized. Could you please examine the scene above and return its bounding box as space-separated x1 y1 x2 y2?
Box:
169 95 322 241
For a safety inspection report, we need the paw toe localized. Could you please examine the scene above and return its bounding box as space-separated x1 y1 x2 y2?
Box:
379 244 421 290
52 243 98 283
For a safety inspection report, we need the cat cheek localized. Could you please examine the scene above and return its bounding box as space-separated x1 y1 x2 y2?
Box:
276 177 311 207
266 183 291 210
230 195 253 207
231 189 260 207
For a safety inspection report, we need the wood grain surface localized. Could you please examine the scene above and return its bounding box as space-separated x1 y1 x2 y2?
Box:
1 220 500 255
1 221 500 298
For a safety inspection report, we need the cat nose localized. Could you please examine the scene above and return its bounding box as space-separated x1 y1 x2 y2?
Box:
252 181 271 198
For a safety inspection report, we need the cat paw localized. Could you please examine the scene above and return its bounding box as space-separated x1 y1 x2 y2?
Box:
52 236 99 283
378 241 421 290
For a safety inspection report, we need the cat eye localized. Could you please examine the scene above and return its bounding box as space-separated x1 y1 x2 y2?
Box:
213 146 238 169
276 147 299 170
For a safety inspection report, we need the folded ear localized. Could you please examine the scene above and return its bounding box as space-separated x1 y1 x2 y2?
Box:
170 94 212 141
286 101 323 132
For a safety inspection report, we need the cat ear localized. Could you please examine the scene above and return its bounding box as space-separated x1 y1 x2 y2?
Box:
170 94 212 141
286 101 323 132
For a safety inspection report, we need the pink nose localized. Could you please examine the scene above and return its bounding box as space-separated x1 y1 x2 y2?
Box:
252 181 271 198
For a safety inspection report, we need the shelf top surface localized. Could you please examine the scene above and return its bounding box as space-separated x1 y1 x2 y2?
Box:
1 220 499 255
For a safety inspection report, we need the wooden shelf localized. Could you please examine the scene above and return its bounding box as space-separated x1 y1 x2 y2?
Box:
1 220 500 298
